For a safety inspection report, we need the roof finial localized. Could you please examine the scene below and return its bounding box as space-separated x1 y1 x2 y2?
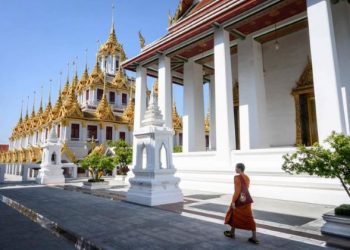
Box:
19 98 24 122
59 71 63 90
25 96 29 119
111 1 115 33
96 40 100 61
74 56 78 75
138 31 145 49
39 85 43 113
84 48 88 70
31 91 36 116
66 62 70 83
48 79 52 105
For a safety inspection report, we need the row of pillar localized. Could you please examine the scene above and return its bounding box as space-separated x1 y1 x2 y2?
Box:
132 0 350 168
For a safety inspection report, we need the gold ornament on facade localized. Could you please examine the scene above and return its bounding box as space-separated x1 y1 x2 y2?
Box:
98 25 126 61
86 61 104 89
59 87 84 119
92 143 106 155
153 80 158 95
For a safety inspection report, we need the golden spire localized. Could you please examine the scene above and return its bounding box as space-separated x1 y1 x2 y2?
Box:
31 91 36 118
25 96 29 120
95 72 115 121
112 67 128 90
122 98 135 129
38 86 43 114
172 102 182 131
19 99 23 123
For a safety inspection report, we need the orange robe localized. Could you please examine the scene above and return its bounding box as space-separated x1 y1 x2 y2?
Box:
226 174 256 231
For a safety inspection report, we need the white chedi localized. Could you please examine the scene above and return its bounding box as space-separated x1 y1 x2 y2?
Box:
127 90 183 206
36 127 65 185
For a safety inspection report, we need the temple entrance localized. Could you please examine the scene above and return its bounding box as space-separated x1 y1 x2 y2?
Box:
292 59 318 146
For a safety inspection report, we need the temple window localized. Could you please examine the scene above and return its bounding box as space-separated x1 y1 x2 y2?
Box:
70 124 80 141
119 132 126 141
115 60 119 69
57 124 61 138
106 126 113 141
97 89 103 101
87 125 98 140
51 152 57 164
109 92 115 104
179 133 183 146
122 93 127 105
86 90 89 101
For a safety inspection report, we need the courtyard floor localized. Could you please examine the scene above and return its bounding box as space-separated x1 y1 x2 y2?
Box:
0 176 338 250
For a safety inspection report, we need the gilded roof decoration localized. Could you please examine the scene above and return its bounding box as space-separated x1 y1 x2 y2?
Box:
95 94 116 121
87 61 104 89
296 58 313 88
122 98 135 129
59 87 83 119
61 143 77 163
169 0 194 26
112 68 129 91
92 143 107 155
98 25 126 61
76 66 89 93
172 103 182 131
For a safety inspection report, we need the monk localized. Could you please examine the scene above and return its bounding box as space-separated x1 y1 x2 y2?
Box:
224 163 259 244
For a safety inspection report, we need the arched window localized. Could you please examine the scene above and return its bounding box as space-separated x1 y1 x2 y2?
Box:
51 152 57 164
159 144 168 169
141 145 147 169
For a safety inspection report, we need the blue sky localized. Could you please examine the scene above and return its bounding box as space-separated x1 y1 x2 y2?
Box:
0 0 209 144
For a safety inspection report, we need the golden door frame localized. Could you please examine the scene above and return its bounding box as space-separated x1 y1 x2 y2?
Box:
291 58 318 146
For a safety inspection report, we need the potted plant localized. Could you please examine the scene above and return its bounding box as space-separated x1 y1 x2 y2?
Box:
282 132 350 248
80 151 114 190
110 140 132 181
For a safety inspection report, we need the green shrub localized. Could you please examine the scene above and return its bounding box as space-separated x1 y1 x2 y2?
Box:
173 145 182 153
335 204 350 216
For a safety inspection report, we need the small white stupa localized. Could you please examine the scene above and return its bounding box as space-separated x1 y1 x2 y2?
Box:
127 90 183 206
36 127 65 185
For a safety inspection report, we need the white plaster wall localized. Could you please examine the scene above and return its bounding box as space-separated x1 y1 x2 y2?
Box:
262 28 311 147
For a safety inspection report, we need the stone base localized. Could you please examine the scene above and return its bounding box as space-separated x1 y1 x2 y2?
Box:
321 211 350 249
126 169 183 206
36 166 65 185
82 181 110 190
114 175 126 182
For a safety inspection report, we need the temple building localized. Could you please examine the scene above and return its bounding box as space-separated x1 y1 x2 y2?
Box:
0 19 137 177
122 0 350 204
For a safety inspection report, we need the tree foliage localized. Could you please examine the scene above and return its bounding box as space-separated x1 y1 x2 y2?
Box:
282 132 350 199
80 151 114 181
111 140 132 175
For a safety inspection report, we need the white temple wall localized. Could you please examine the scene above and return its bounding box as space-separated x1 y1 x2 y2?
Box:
262 28 310 147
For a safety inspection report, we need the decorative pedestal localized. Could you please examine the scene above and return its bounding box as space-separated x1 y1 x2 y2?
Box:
36 128 65 185
127 91 183 206
321 212 350 249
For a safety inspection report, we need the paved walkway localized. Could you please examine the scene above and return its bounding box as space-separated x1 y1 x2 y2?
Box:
0 183 336 250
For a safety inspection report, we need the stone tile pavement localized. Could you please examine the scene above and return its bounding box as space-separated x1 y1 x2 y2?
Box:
0 183 338 250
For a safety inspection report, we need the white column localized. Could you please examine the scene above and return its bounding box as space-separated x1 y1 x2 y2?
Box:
134 66 147 130
307 0 346 141
0 164 5 183
209 75 216 150
158 55 173 128
214 27 235 165
332 1 350 134
183 60 205 152
237 36 268 149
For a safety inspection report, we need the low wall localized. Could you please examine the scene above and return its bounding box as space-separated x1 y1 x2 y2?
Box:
173 148 348 206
